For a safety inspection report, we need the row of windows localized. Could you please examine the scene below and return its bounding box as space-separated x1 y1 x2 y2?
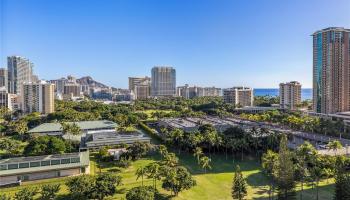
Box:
0 157 80 171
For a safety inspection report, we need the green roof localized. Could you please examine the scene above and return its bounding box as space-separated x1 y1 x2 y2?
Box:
28 120 117 133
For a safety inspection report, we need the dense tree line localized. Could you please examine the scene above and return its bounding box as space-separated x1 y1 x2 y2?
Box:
240 110 347 138
262 135 350 200
161 124 281 162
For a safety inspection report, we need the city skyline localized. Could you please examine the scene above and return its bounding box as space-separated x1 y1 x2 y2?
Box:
1 0 349 88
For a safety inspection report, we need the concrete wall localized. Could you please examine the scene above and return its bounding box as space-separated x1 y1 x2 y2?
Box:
0 167 84 186
60 168 80 176
0 175 17 186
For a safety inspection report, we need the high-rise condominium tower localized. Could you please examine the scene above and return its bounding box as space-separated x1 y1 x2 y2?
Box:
312 27 350 114
279 81 301 110
7 56 34 95
0 68 8 89
22 81 55 114
151 66 176 97
223 87 253 107
129 77 151 99
128 77 151 90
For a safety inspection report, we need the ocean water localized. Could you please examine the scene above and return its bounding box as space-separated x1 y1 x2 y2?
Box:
254 88 312 100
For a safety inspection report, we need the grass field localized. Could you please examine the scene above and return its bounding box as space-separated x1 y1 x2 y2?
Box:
137 109 174 120
0 152 335 200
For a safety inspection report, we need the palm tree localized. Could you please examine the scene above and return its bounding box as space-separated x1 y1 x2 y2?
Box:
199 156 211 173
311 166 323 200
61 122 82 140
193 147 203 164
145 162 161 189
136 166 146 186
296 141 317 200
171 129 184 154
158 145 168 159
70 123 82 136
327 140 343 156
262 150 278 200
163 153 178 167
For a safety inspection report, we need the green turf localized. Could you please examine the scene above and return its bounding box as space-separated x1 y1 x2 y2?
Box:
136 109 174 120
0 153 335 200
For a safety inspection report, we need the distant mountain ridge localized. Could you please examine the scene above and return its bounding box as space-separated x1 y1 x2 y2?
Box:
76 76 109 88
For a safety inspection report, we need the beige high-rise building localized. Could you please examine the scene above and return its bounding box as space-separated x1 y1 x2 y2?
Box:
134 85 150 100
128 77 151 99
198 87 221 97
22 81 55 114
279 81 301 110
0 87 12 110
313 27 350 114
63 83 81 98
177 85 221 99
128 77 150 90
223 87 253 107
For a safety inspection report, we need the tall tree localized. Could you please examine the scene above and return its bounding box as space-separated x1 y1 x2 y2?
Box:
232 165 247 200
273 135 296 200
262 150 278 200
162 166 196 196
66 175 96 200
158 144 168 159
295 142 316 200
162 152 179 167
93 173 122 200
136 166 146 186
193 147 203 164
199 156 211 173
145 162 161 189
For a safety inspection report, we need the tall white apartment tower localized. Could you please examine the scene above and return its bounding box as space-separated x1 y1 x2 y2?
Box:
151 66 176 97
279 81 301 110
7 56 34 95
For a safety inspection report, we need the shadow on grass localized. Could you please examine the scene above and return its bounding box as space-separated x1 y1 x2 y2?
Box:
56 194 73 200
246 171 269 187
155 192 172 200
174 150 262 175
250 182 335 200
107 168 121 173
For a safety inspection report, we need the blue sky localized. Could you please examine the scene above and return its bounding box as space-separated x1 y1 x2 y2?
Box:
1 0 349 88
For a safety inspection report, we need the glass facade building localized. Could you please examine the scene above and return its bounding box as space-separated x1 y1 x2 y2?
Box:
312 27 350 114
151 66 176 97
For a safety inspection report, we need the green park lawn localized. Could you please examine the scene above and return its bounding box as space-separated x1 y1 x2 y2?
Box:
137 109 174 120
0 152 335 200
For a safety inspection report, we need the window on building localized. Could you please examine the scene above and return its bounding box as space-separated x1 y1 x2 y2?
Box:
30 161 40 167
19 163 30 168
8 163 19 170
41 160 50 166
61 158 70 164
0 164 7 170
51 159 60 165
71 157 80 163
